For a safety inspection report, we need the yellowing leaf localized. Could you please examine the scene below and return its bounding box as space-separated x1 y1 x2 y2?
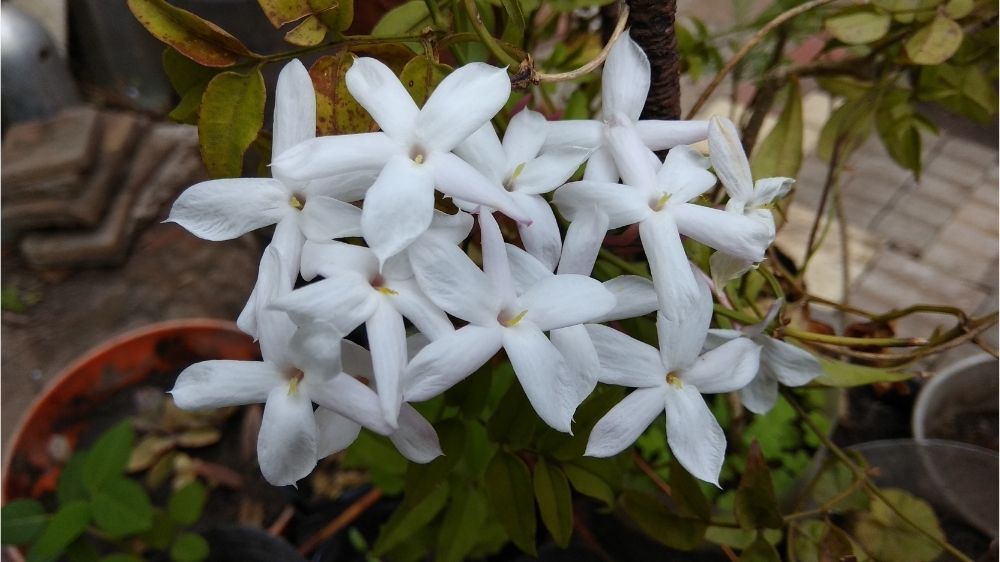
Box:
825 7 892 45
257 0 312 27
815 358 913 387
853 489 944 562
752 80 804 179
944 0 974 19
398 56 452 106
127 0 255 67
905 15 964 65
309 53 375 135
284 15 327 46
198 69 266 178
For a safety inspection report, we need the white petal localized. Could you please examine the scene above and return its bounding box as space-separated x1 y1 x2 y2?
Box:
270 132 397 182
594 275 658 323
709 251 753 289
672 203 772 263
408 237 500 325
367 301 407 427
601 31 649 122
258 385 317 486
655 272 713 372
584 323 664 387
544 120 602 150
739 373 779 415
385 278 454 340
341 340 374 380
550 325 601 411
252 243 298 366
272 59 316 158
553 181 649 228
513 147 589 197
703 328 742 351
506 243 553 295
300 239 377 281
761 337 823 387
635 120 710 151
638 212 699 317
605 116 657 191
708 115 753 202
298 196 362 241
171 360 283 409
656 145 715 203
664 384 726 486
585 386 665 457
479 209 518 308
502 323 576 432
514 194 563 273
237 241 293 347
556 208 609 276
345 57 419 142
167 178 289 241
681 337 762 394
502 109 547 171
389 404 442 463
308 374 392 434
304 170 377 202
582 146 618 182
426 209 475 245
417 63 511 152
521 274 616 331
270 273 378 332
362 156 436 265
404 325 503 401
288 322 344 378
314 407 362 459
454 122 506 184
751 177 794 207
430 152 530 224
744 299 783 338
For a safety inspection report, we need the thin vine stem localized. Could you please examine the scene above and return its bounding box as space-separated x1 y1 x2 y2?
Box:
686 0 839 118
255 33 432 63
533 4 630 84
462 0 519 67
782 389 974 562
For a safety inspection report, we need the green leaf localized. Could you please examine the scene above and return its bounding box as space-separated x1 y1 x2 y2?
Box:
824 7 891 45
372 1 430 37
163 47 217 95
487 368 541 450
484 451 537 555
734 440 783 530
83 421 135 494
342 431 408 495
740 533 781 562
65 539 101 562
310 53 375 135
500 0 526 46
810 457 870 512
403 419 465 503
100 555 145 562
814 358 912 387
2 499 47 545
873 0 941 23
906 15 963 65
127 0 255 67
619 491 706 551
198 69 266 178
752 80 804 179
91 479 154 538
817 76 874 100
817 100 875 163
140 510 177 550
26 501 91 562
311 0 353 32
170 532 210 562
562 462 615 508
435 488 489 562
372 481 450 556
398 56 451 106
943 0 974 19
668 457 711 521
533 458 573 548
168 481 207 526
853 488 944 562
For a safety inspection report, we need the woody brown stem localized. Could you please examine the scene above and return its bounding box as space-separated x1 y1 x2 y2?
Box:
625 0 682 120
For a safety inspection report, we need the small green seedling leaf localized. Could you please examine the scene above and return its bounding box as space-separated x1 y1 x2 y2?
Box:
168 481 208 526
83 421 136 494
91 479 154 538
1 499 48 545
26 501 91 562
170 532 210 562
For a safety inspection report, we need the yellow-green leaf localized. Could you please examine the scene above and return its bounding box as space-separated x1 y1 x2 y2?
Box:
873 0 941 23
398 56 452 106
128 435 176 472
814 358 912 387
372 1 430 37
825 7 891 45
561 461 615 507
284 16 327 46
944 0 974 19
752 80 804 179
309 53 375 135
484 451 537 555
198 69 266 178
257 0 312 27
853 488 944 562
127 0 254 67
905 15 963 65
533 458 573 548
310 0 353 32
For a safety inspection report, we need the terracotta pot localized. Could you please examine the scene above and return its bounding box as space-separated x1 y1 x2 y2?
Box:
1 319 259 502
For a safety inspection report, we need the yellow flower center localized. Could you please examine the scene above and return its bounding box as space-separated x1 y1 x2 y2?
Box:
500 309 529 327
666 371 683 389
652 192 671 212
289 194 304 210
287 369 305 396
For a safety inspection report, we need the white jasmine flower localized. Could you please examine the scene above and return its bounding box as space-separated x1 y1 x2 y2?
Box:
703 300 823 414
554 117 773 313
707 116 795 287
584 274 761 485
270 58 531 264
403 210 616 432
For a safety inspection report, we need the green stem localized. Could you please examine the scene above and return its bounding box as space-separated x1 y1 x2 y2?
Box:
781 328 927 348
597 249 651 278
757 265 785 301
255 33 431 63
461 0 519 67
424 0 448 29
713 304 758 325
782 389 975 562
